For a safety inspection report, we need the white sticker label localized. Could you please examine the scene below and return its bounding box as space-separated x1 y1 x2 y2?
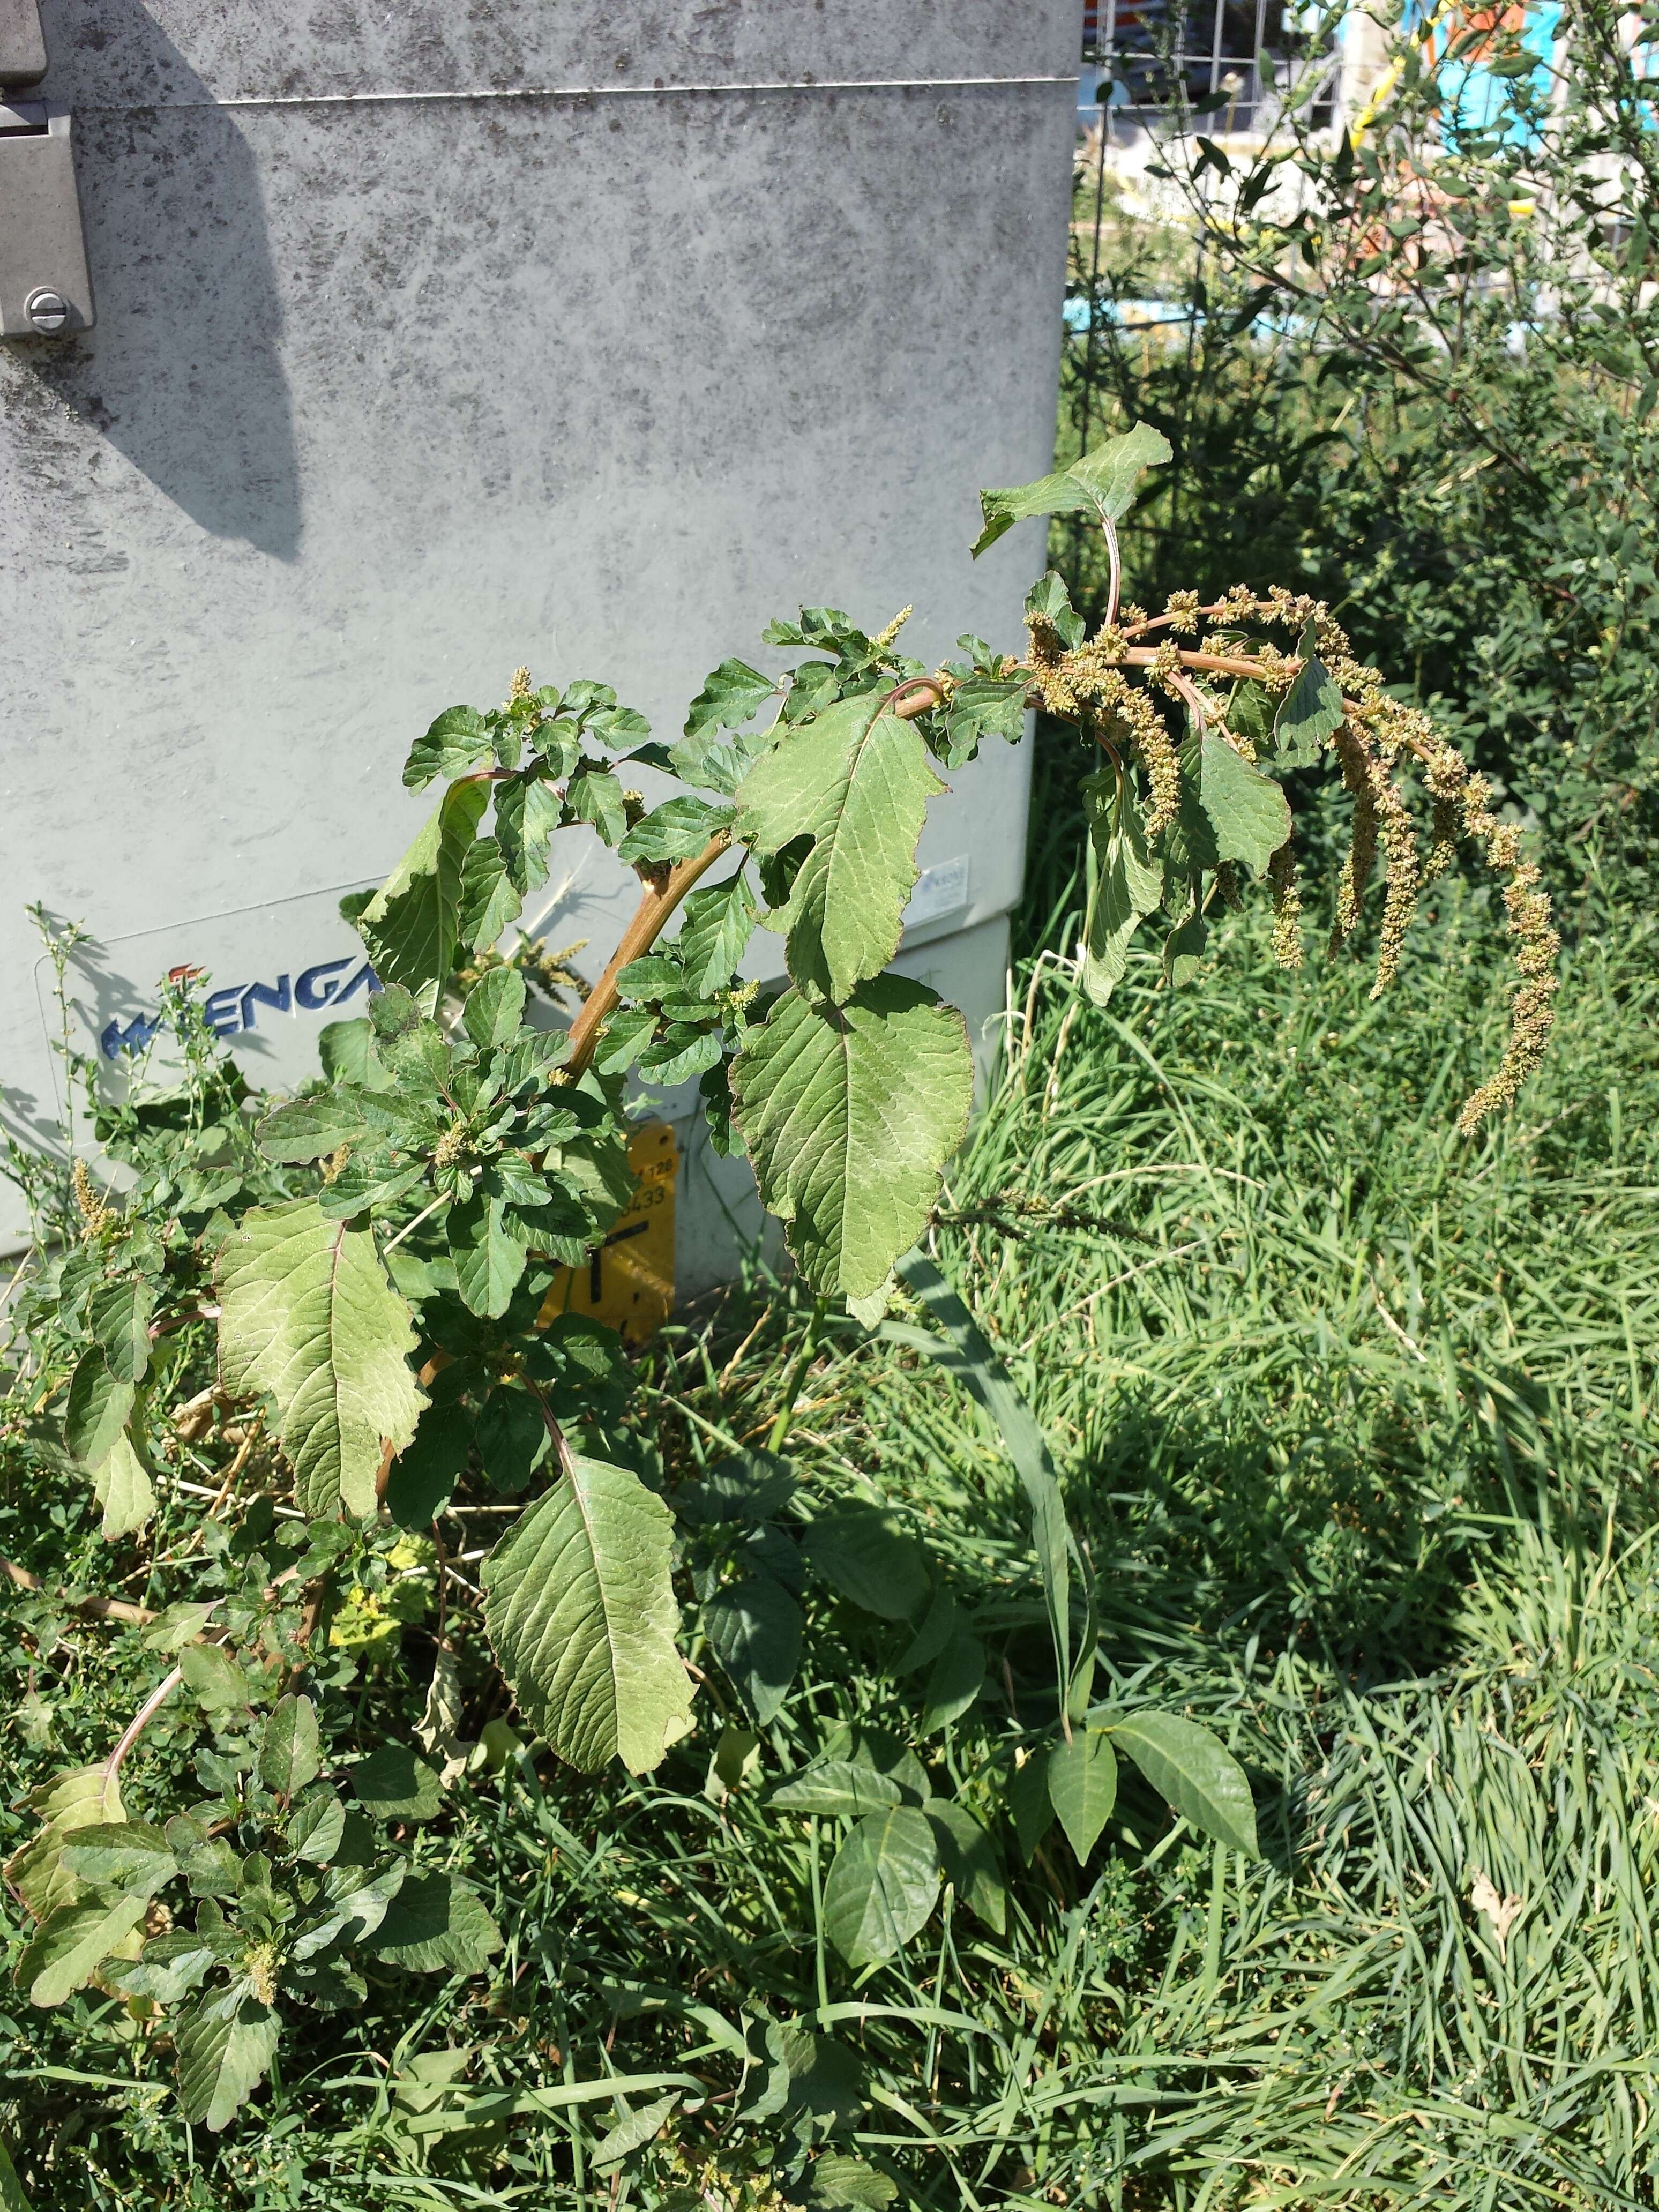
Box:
905 855 971 932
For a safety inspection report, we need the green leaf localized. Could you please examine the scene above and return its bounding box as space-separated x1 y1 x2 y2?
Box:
770 1762 906 1818
731 976 974 1302
447 1194 529 1319
482 1455 694 1774
1100 1710 1259 1858
676 873 757 996
176 1991 280 2131
617 797 734 865
92 1430 155 1542
592 2094 680 2171
891 1257 1076 1709
636 1024 723 1087
256 1095 367 1165
58 1821 176 1889
462 965 527 1049
568 767 627 846
1006 1752 1055 1862
348 1744 443 1821
923 1799 1006 1934
894 1580 957 1673
180 1643 252 1713
87 1277 155 1385
216 1199 427 1519
3 1766 125 1921
387 1402 473 1529
1081 768 1162 1007
1164 888 1209 987
1025 570 1086 649
1198 727 1292 879
370 1870 502 1973
821 1806 940 1967
495 773 565 895
683 657 776 742
286 1792 346 1865
972 422 1171 555
807 2154 899 2209
942 675 1028 766
457 835 525 953
404 705 493 790
705 1574 802 1728
920 1631 984 1734
355 779 490 1000
735 696 944 1003
591 1004 656 1075
258 1694 322 1798
319 1018 390 1090
1274 618 1345 766
1047 1728 1118 1864
64 1351 133 1468
0 2134 31 2212
803 1505 931 1620
14 1890 147 2007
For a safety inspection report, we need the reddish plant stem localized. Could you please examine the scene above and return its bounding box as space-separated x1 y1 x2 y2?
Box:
562 835 735 1082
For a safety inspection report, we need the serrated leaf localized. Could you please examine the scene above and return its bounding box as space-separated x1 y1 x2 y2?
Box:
3 1767 125 1922
1047 1728 1118 1863
482 1456 694 1774
348 1744 443 1821
920 1630 984 1735
731 976 973 1302
705 1573 802 1727
676 873 757 996
941 675 1027 766
404 705 493 791
92 1430 155 1542
591 1005 657 1075
1081 768 1163 1007
1198 727 1292 879
475 1385 551 1494
771 1762 906 1818
457 835 525 952
58 1821 176 1889
87 1277 155 1385
14 1890 148 2007
176 1991 280 2130
256 1095 368 1165
462 965 527 1049
495 773 565 895
683 657 776 742
568 767 627 846
259 1694 322 1798
319 1018 390 1090
216 1198 427 1519
447 1194 529 1319
1100 1709 1259 1858
355 780 490 1000
370 1870 502 1973
636 1024 723 1088
64 1351 133 1469
180 1643 252 1713
617 797 734 865
821 1807 940 1967
1274 619 1344 766
923 1799 1006 1933
803 1505 931 1620
735 696 944 1003
1025 570 1086 649
972 422 1171 555
808 2154 899 2209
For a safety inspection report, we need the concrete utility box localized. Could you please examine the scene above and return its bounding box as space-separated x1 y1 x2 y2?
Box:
0 2 1080 1290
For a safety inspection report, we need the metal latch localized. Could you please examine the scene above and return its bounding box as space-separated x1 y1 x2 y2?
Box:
1 0 95 340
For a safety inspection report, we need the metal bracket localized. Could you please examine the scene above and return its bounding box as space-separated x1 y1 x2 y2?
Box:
0 0 47 88
1 103 95 336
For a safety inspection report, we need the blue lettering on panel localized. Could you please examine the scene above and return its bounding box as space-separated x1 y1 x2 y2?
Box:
295 958 350 1010
241 975 292 1028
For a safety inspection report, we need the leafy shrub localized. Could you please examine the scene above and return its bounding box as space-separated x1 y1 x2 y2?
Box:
1 431 1564 2195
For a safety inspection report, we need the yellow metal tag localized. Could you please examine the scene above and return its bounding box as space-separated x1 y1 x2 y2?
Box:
538 1121 677 1346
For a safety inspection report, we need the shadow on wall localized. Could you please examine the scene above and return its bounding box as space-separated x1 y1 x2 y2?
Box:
8 0 302 560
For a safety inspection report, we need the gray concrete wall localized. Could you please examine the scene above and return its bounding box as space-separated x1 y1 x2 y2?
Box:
0 2 1081 1249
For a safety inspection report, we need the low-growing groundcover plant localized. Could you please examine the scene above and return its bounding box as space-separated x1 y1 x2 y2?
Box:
1 431 1558 2202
